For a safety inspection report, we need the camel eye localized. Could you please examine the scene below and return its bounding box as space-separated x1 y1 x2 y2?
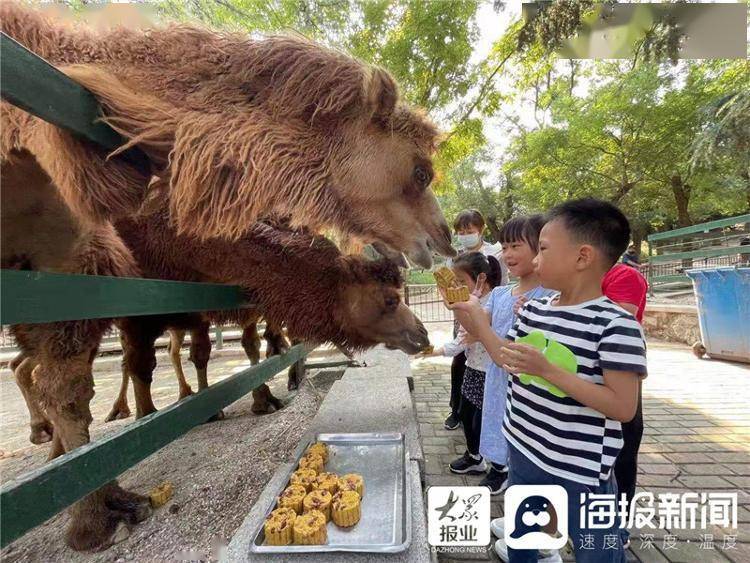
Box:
413 165 431 188
384 295 399 311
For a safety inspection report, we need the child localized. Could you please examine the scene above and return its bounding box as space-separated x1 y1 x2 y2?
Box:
478 215 555 496
427 252 503 473
449 199 647 563
602 260 648 550
444 209 506 431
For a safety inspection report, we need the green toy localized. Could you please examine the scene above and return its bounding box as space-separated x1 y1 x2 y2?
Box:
515 330 578 398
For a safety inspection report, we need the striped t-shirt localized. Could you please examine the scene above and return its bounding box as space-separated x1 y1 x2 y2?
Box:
503 295 647 486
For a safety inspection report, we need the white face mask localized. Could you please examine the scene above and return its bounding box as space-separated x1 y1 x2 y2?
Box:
456 233 481 250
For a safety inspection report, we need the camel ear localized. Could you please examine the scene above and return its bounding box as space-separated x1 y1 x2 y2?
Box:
366 68 398 121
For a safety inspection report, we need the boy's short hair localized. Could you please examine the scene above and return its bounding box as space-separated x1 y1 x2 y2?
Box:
546 198 630 267
499 214 545 252
453 209 485 232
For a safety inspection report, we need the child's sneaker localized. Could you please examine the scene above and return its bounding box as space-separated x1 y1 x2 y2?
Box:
494 537 562 563
443 413 461 430
490 516 506 538
448 451 487 474
479 464 508 495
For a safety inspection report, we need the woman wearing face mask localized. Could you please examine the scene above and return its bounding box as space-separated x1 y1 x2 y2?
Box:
442 209 507 431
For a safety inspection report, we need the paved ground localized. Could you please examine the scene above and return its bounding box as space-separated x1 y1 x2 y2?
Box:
412 321 750 563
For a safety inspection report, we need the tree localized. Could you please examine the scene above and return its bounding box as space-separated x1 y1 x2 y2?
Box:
502 58 748 234
437 147 518 242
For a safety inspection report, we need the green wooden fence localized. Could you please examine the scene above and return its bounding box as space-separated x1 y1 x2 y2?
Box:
646 214 750 290
0 31 345 547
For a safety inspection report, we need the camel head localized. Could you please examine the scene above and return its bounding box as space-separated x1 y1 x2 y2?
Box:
335 258 430 355
327 92 456 269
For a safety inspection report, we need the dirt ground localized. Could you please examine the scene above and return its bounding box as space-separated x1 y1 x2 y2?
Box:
0 345 344 562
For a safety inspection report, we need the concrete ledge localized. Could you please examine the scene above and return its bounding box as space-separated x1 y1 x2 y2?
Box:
224 349 430 562
307 375 423 464
645 303 697 315
350 346 413 378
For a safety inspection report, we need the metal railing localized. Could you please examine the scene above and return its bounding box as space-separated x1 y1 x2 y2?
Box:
404 284 453 323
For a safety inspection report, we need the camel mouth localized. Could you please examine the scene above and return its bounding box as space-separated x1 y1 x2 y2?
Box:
371 242 409 268
407 243 433 269
385 326 430 355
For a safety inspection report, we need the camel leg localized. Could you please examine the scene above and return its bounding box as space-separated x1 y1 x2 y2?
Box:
104 368 132 422
189 323 224 421
34 338 150 551
168 329 194 399
265 330 306 391
285 338 306 392
242 323 279 415
242 323 262 365
14 355 54 444
119 320 160 420
246 325 285 413
47 430 65 461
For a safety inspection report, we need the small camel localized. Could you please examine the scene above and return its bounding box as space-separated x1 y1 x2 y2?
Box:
107 214 429 426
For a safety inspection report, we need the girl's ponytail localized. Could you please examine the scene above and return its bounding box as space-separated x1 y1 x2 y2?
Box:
486 255 502 288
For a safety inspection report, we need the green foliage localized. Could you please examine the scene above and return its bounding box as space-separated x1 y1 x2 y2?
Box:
406 269 436 284
502 59 749 236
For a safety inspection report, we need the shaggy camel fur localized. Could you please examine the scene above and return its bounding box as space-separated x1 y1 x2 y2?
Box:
0 3 455 268
2 150 153 548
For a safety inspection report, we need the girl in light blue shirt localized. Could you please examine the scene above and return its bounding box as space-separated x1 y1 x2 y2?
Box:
478 215 556 494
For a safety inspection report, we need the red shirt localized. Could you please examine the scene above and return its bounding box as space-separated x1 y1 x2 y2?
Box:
602 264 648 323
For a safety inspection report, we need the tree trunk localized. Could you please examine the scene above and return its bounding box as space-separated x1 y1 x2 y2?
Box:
631 224 646 258
612 181 635 204
485 216 502 243
670 174 693 271
670 174 692 228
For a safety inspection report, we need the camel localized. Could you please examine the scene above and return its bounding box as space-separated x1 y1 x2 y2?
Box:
0 3 455 268
1 4 445 551
105 212 429 425
13 315 294 445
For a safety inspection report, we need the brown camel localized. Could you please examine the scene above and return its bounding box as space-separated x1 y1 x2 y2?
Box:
0 3 455 268
2 151 152 548
1 4 445 551
105 212 428 426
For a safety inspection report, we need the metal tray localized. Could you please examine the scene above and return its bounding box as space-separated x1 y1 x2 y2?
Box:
250 432 411 554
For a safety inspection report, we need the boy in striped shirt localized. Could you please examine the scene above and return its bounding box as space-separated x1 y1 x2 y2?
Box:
449 198 647 563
